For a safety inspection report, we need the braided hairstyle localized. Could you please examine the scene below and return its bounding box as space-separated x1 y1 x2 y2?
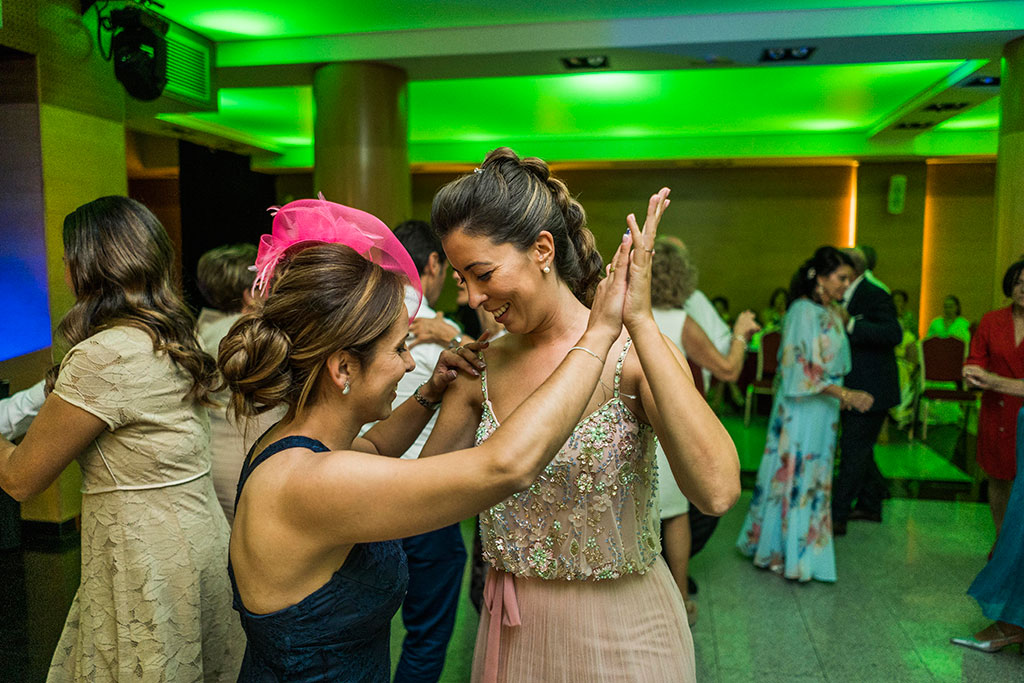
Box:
431 147 604 305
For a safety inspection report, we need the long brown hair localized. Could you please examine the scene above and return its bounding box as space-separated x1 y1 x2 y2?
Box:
217 243 407 422
46 196 217 404
431 147 604 305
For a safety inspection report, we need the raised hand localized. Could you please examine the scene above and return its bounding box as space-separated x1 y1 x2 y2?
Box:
586 230 632 347
419 332 491 403
622 188 671 331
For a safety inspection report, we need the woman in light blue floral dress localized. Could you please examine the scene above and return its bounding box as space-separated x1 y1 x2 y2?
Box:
737 247 873 582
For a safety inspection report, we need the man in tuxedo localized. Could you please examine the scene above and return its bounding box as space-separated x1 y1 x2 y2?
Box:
833 248 903 536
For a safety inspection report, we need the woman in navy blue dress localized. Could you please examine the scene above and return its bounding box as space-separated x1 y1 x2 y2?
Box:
217 196 654 680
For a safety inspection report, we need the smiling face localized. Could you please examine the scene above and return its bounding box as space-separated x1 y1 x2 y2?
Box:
816 264 855 306
350 314 416 421
441 227 549 334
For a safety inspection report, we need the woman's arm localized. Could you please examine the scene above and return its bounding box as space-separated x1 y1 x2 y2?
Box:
282 234 634 544
681 311 759 383
0 394 106 501
963 366 1024 396
634 325 740 515
620 189 740 515
355 344 487 456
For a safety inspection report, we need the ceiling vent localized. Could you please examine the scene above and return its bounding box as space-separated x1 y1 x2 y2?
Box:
165 32 212 105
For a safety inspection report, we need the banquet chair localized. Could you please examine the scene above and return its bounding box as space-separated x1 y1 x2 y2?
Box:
912 336 979 440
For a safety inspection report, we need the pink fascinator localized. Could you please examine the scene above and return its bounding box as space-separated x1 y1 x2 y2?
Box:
252 195 422 319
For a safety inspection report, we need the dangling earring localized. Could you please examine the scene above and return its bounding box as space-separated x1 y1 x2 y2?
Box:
343 381 351 395
543 264 551 274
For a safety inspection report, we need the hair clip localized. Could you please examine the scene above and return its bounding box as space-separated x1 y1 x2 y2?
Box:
473 167 483 174
807 267 817 279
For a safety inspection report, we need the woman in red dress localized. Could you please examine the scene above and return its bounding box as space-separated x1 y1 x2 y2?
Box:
964 259 1024 533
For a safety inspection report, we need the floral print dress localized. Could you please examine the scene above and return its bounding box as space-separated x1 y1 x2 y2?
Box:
736 298 851 582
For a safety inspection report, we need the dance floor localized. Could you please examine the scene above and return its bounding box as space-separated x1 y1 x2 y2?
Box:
0 417 1016 682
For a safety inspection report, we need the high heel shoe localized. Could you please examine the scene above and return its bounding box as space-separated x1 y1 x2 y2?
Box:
950 622 1024 653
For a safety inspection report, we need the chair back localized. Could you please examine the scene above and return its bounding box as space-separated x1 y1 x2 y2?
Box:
757 330 782 381
687 358 705 396
921 337 966 384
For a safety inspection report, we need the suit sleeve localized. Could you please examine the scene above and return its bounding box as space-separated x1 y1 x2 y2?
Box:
848 287 902 350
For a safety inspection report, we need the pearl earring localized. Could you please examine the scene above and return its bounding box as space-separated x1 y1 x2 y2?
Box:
543 265 551 274
343 381 351 395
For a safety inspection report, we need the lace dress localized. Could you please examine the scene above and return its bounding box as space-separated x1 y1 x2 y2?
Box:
471 340 695 682
48 326 243 682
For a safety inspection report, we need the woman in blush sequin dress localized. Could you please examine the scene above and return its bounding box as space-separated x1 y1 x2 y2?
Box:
422 148 741 682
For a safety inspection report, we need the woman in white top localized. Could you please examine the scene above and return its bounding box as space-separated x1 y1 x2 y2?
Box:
650 236 759 623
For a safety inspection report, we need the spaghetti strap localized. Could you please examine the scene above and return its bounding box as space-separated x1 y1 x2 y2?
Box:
479 351 490 402
234 435 330 514
613 338 633 398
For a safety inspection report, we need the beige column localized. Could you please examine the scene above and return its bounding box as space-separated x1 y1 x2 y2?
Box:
313 62 410 229
993 37 1024 307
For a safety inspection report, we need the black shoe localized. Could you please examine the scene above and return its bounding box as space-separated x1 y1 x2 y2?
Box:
848 509 882 523
833 520 847 536
687 576 698 595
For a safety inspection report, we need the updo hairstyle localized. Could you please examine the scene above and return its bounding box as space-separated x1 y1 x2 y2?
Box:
788 246 855 305
218 243 407 420
650 237 698 308
431 147 604 305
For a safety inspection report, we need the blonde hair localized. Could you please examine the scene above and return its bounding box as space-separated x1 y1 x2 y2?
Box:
218 243 406 421
651 237 698 308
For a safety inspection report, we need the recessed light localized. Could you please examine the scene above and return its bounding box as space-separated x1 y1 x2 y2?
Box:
562 56 608 70
964 75 1000 87
760 47 816 62
923 102 969 112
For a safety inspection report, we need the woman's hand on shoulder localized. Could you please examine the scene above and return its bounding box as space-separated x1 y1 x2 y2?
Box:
419 332 491 404
622 188 671 332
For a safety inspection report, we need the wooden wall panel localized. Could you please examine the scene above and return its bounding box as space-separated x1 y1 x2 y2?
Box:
922 162 999 334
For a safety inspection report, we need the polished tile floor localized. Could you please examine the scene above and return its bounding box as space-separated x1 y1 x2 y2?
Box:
386 496 1021 683
3 418 1019 682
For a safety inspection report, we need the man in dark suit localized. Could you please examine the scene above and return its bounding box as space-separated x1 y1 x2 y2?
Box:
833 248 903 536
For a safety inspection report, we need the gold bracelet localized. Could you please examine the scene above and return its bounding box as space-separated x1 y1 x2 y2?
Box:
568 346 606 364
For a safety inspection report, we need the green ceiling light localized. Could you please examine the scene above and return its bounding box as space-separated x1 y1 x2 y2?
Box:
934 96 1001 131
791 118 864 132
188 9 285 38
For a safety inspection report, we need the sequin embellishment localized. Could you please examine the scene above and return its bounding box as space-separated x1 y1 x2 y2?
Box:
476 339 660 581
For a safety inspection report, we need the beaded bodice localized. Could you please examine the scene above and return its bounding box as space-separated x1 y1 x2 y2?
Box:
475 339 660 581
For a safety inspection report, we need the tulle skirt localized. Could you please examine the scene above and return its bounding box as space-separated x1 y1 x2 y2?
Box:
471 557 694 682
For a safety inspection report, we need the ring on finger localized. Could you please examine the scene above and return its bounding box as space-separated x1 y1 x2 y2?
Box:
455 345 464 353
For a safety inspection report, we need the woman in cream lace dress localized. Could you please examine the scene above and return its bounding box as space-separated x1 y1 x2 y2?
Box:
0 197 243 681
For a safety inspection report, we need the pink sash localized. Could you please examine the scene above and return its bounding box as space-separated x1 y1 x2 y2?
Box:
482 569 521 683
